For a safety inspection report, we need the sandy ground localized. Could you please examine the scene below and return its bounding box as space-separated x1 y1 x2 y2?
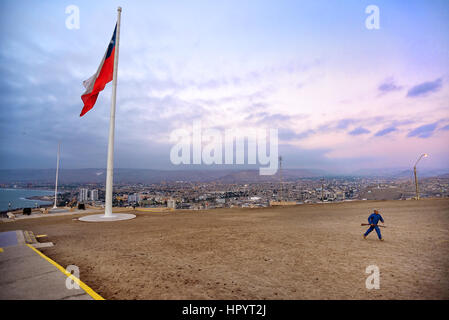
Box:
1 199 448 300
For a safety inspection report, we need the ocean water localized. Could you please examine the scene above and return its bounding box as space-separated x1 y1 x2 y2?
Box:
0 188 54 211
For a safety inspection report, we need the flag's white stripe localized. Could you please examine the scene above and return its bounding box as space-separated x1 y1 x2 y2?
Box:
82 50 108 96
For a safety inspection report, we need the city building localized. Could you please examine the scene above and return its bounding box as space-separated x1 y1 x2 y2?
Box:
128 193 141 204
167 199 176 209
79 188 89 202
90 189 99 201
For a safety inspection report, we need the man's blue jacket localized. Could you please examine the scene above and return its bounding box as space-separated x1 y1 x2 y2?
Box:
368 213 384 225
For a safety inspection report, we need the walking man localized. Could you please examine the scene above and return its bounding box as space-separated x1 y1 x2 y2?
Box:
364 210 384 241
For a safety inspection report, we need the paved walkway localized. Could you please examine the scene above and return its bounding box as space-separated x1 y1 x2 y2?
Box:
0 230 97 300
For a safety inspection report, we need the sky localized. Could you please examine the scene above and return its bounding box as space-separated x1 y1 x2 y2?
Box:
0 0 448 173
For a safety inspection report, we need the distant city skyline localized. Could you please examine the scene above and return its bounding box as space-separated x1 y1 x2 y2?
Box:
0 0 448 172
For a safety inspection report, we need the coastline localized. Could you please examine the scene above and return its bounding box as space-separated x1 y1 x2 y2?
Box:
25 195 54 202
0 188 54 212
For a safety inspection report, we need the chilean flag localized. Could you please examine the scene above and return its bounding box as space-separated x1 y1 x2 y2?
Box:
80 25 117 117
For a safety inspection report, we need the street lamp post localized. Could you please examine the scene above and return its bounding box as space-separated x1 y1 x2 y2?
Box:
321 179 325 202
413 153 428 200
278 156 283 202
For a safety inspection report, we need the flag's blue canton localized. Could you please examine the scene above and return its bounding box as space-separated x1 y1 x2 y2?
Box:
106 24 117 59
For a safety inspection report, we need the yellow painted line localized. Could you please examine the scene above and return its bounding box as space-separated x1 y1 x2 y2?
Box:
0 248 3 253
35 234 47 238
26 244 104 300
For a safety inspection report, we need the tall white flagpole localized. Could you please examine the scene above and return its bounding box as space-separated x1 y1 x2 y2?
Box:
80 7 134 222
53 142 60 209
104 7 122 217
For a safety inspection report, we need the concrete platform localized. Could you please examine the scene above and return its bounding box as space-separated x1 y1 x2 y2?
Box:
1 208 104 222
0 231 20 247
79 213 136 222
0 230 98 300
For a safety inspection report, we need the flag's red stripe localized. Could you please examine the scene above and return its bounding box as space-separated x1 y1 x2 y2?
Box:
80 47 115 117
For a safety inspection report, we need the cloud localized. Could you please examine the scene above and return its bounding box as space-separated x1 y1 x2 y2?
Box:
348 127 370 136
279 128 314 141
375 127 397 137
407 78 443 97
407 123 438 138
316 116 385 134
249 112 291 125
1 1 449 172
378 78 402 94
336 118 357 130
440 124 449 131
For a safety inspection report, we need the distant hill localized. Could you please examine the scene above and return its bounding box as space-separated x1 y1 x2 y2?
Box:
0 168 326 185
351 168 449 178
0 169 228 184
0 167 447 185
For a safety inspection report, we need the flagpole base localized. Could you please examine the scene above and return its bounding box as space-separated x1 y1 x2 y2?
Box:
79 213 136 222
